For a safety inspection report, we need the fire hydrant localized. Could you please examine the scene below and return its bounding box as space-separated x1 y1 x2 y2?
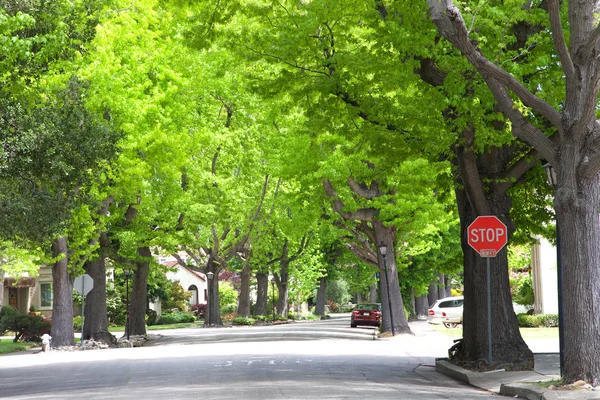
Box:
41 333 51 353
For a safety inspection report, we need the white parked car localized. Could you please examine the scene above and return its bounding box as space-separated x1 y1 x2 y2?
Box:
428 295 530 329
428 296 464 328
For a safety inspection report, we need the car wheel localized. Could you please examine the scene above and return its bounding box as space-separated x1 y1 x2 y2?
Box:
443 322 458 329
351 322 357 328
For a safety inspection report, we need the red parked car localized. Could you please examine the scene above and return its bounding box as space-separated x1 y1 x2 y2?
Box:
350 303 381 328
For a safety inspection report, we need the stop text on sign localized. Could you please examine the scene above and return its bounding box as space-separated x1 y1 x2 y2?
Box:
467 216 508 258
469 228 506 244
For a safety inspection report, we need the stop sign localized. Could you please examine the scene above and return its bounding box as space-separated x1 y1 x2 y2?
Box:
467 216 508 257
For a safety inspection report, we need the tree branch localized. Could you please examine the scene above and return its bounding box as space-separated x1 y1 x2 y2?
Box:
323 179 379 221
547 0 575 82
347 178 380 199
427 0 563 129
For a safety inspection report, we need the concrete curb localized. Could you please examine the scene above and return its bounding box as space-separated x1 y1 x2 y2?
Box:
500 383 553 400
435 358 560 399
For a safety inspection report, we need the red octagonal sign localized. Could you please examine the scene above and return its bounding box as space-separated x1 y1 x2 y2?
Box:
467 216 508 258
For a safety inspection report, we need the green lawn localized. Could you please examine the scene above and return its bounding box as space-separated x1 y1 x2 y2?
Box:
108 321 204 332
432 324 559 339
0 340 38 355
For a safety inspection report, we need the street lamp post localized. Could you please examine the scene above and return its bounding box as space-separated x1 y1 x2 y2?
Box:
206 271 214 327
543 163 565 377
270 277 276 321
379 241 395 336
123 269 130 341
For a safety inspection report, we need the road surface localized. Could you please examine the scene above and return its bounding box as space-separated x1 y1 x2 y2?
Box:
0 316 500 399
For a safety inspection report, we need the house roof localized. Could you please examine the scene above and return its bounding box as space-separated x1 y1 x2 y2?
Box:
4 277 36 288
184 266 206 281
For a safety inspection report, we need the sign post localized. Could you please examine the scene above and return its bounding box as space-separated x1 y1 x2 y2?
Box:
74 274 94 346
467 216 508 366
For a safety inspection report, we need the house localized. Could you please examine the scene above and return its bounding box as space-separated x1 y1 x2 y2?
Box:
2 266 53 317
159 256 208 307
3 255 208 319
530 236 559 314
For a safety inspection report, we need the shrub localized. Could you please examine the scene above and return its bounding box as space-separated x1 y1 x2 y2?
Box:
326 300 341 313
0 306 51 342
146 309 159 326
232 317 255 325
517 313 559 328
221 304 237 315
157 311 196 325
191 303 206 319
73 316 83 331
219 281 238 312
254 315 268 321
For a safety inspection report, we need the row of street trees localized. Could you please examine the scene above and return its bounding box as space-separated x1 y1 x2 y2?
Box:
1 0 598 385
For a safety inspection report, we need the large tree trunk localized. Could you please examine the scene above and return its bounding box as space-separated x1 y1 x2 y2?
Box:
415 295 429 319
50 237 74 347
237 262 251 318
456 185 532 369
82 256 115 345
276 262 289 317
427 282 439 307
558 172 600 383
0 269 4 307
373 220 411 335
129 247 150 336
369 282 377 303
205 260 223 327
437 274 446 299
254 273 268 316
315 277 326 315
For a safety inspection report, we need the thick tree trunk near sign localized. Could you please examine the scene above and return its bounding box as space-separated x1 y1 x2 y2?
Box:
428 0 600 382
50 237 75 347
456 186 533 369
237 262 251 318
82 256 115 345
427 282 438 307
315 277 326 316
129 246 150 336
254 273 268 316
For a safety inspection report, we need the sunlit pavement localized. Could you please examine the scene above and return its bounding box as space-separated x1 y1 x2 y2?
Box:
0 317 534 399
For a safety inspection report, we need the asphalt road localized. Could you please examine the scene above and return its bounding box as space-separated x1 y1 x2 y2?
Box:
0 316 500 399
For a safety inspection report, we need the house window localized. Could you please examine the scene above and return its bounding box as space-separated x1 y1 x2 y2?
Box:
40 283 53 308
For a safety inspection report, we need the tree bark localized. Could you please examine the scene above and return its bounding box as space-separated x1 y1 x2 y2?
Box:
558 174 600 383
456 183 533 369
205 259 223 326
315 277 326 315
374 220 411 335
437 274 446 299
0 269 4 307
82 256 115 345
129 246 150 336
427 282 439 307
50 237 74 347
276 261 289 317
369 282 377 303
415 295 429 319
254 272 268 316
237 262 251 318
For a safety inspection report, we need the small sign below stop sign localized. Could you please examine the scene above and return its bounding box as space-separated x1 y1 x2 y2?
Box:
467 216 508 257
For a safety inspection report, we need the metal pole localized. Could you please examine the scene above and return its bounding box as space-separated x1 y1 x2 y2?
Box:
81 279 85 348
487 257 492 366
383 254 395 336
125 274 130 341
557 224 565 377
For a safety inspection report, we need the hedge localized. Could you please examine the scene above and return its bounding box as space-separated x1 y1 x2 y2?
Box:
516 313 559 328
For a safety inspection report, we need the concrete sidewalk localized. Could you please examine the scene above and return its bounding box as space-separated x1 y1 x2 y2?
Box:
436 353 600 399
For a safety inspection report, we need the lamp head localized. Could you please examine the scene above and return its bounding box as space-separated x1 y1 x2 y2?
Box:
206 271 214 280
123 269 131 277
378 241 387 256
